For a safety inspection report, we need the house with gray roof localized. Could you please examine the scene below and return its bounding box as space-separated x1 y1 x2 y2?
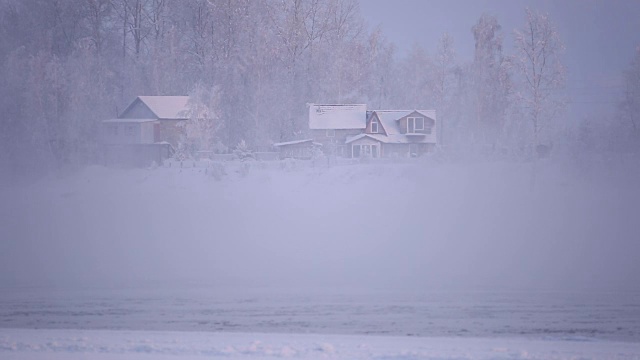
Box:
308 104 437 158
102 96 190 147
101 96 190 166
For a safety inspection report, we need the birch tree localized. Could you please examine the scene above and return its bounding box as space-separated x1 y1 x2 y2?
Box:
514 8 566 150
398 43 433 109
433 33 456 146
472 14 512 151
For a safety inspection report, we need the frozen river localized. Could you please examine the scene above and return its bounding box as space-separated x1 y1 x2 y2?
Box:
1 286 638 342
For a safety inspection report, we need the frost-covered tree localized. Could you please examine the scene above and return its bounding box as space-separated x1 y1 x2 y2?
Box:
233 139 253 161
0 0 400 177
513 8 566 149
472 14 512 151
184 84 222 152
433 33 457 146
397 43 434 109
362 27 395 109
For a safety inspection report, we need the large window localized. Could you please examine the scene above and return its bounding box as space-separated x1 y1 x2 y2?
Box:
352 144 379 158
407 117 424 133
326 129 335 137
371 118 379 133
108 125 118 136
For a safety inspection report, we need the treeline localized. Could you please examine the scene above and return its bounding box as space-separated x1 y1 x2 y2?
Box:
0 0 637 179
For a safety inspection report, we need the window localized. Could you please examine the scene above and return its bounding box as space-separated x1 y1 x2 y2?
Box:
352 144 360 158
352 144 379 158
362 144 371 156
326 129 335 137
108 125 118 136
407 117 424 133
371 119 379 133
415 117 424 130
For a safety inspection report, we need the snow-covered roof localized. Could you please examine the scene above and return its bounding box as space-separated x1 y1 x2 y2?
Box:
376 134 437 144
131 96 190 119
344 134 371 143
102 118 157 123
273 139 322 147
371 110 436 135
369 110 436 136
346 133 436 144
372 111 404 135
308 104 367 130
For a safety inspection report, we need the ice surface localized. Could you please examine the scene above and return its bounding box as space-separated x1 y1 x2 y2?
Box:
1 287 639 341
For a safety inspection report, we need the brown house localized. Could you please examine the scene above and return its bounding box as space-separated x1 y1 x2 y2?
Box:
101 96 190 166
308 104 437 158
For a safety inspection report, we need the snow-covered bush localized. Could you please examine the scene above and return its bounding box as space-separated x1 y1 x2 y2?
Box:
233 140 254 161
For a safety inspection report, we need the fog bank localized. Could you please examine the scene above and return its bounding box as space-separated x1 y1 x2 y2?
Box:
1 158 639 292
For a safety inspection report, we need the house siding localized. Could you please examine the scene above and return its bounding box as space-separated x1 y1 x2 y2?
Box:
157 120 185 147
140 122 155 143
311 129 362 147
365 113 387 135
383 143 410 158
102 123 141 145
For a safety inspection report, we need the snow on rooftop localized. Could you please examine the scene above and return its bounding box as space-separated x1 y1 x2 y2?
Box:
345 133 436 144
345 134 370 143
309 104 367 130
102 118 157 123
273 139 319 147
137 96 190 119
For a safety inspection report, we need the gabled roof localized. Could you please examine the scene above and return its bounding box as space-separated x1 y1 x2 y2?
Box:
308 104 367 130
371 110 436 136
345 134 381 144
121 96 190 119
372 111 405 135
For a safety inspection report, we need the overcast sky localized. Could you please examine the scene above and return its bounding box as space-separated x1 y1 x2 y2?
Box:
360 0 640 124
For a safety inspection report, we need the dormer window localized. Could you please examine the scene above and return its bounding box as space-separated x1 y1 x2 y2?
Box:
371 118 379 133
407 117 424 133
326 129 335 137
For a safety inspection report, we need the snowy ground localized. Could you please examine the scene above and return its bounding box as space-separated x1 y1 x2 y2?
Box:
1 287 639 341
2 328 640 359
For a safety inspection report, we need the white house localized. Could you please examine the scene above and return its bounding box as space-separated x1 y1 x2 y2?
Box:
308 104 437 158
